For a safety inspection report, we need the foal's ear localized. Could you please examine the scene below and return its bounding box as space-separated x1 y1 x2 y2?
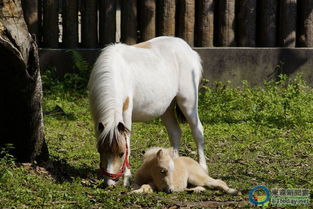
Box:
157 149 164 160
98 122 105 133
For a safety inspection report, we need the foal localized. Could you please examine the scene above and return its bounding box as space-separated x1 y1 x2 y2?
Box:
132 147 238 194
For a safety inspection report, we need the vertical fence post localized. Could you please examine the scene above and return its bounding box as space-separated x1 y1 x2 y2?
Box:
157 0 175 36
279 0 297 47
22 0 39 37
258 0 277 47
43 0 59 48
99 0 116 46
81 0 98 48
177 0 195 46
298 0 313 47
63 0 78 48
217 0 236 46
237 0 256 47
140 0 156 41
121 0 137 44
196 0 214 47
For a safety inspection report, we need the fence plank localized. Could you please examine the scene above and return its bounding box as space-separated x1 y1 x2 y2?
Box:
217 0 236 46
140 0 156 41
62 0 78 48
298 0 313 47
196 0 214 47
21 0 39 37
177 0 195 46
279 0 297 47
157 0 175 36
99 0 116 46
121 0 137 44
81 0 98 48
258 0 277 47
237 0 256 47
43 0 59 48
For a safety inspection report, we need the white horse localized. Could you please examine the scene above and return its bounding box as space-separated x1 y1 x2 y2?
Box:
88 36 206 186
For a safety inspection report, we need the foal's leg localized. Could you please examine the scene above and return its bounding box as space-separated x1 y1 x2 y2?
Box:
130 183 156 193
188 169 238 195
161 102 182 158
176 96 207 171
204 178 238 195
184 186 206 193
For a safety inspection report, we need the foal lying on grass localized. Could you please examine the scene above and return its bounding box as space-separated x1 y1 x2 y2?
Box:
131 147 238 194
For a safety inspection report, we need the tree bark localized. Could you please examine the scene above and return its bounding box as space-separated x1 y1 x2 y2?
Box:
62 0 78 48
217 0 236 46
140 0 156 41
258 0 277 47
0 0 48 162
99 0 116 46
298 0 313 47
196 0 214 47
81 0 98 48
157 0 175 36
43 0 59 48
237 0 256 47
121 0 137 44
176 0 195 46
278 0 297 47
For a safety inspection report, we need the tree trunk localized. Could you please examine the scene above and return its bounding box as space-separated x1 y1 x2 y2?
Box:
278 0 297 47
121 0 137 44
217 0 236 46
0 0 48 162
237 0 256 47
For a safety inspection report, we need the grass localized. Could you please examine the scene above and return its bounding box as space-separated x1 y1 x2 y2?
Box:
1 57 313 208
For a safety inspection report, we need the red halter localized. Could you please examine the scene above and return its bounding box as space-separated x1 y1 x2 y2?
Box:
100 142 131 180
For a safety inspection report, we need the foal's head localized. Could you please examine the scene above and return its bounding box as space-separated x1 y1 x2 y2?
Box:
151 149 175 193
97 122 130 186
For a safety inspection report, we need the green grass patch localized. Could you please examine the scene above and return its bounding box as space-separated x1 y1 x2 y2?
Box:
1 62 312 208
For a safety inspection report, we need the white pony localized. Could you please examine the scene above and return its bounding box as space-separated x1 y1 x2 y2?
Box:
88 36 206 186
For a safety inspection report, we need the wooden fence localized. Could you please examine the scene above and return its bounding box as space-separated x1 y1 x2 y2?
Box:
21 0 313 48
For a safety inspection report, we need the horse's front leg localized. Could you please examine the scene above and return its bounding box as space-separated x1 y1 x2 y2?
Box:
123 131 131 186
161 102 182 158
122 99 133 187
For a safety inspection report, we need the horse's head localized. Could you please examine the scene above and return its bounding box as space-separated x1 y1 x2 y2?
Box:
97 121 130 186
151 149 175 193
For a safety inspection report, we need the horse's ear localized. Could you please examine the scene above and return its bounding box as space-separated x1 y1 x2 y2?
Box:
98 122 105 133
157 149 164 160
117 122 127 133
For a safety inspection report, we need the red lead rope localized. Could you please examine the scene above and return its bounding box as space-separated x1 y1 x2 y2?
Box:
100 142 131 180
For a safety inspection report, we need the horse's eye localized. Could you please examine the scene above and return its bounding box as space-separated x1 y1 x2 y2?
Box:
119 152 125 158
160 169 167 175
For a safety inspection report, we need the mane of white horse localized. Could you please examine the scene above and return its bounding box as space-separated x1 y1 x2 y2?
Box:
88 36 202 148
88 44 122 147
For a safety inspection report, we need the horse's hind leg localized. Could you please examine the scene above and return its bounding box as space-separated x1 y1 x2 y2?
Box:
176 94 207 171
161 101 181 157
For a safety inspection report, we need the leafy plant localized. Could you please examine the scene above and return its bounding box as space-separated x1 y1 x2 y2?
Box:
42 50 91 96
